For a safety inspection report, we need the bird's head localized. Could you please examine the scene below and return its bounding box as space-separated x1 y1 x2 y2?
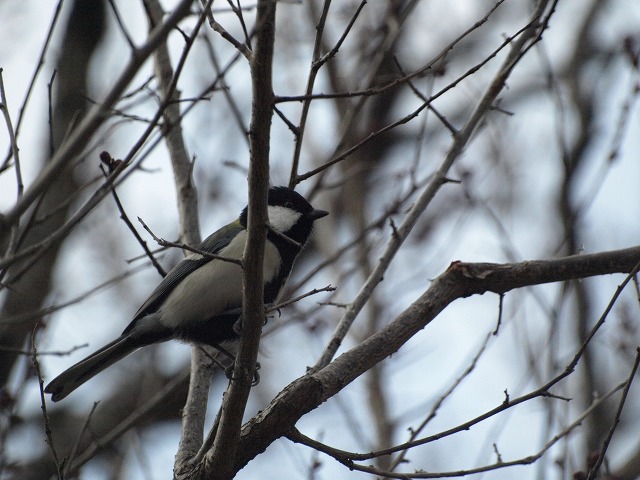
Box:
240 186 328 246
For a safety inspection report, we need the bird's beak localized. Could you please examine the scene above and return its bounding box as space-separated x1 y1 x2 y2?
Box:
308 209 329 220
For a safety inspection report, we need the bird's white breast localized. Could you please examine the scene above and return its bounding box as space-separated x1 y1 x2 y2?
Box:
158 230 283 328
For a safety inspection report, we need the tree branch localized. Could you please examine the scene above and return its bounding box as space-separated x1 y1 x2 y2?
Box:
313 0 556 370
144 0 214 469
233 245 640 470
0 0 193 241
201 1 277 479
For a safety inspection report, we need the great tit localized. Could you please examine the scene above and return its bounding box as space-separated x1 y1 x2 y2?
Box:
45 186 328 401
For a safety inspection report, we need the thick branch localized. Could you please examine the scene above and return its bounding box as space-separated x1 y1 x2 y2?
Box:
144 0 211 468
232 245 640 470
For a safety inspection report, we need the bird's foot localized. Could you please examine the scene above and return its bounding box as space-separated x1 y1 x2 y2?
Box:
224 361 261 386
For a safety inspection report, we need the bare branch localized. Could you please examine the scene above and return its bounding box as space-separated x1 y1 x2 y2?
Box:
138 216 242 266
313 0 556 370
31 330 63 479
288 0 367 188
0 69 24 288
64 402 99 478
0 0 193 240
0 343 88 356
65 371 190 476
200 0 252 60
200 1 277 478
288 382 625 478
587 348 640 479
234 245 640 470
267 285 336 313
0 0 64 172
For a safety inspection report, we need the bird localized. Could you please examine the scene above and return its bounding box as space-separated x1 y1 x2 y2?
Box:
45 186 328 401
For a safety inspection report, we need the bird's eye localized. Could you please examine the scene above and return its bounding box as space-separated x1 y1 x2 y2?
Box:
284 201 294 209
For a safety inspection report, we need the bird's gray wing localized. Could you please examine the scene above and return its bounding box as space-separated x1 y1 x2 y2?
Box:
124 220 244 330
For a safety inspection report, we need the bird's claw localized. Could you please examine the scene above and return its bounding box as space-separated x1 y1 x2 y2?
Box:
224 361 261 386
233 318 242 336
251 362 261 386
233 313 271 335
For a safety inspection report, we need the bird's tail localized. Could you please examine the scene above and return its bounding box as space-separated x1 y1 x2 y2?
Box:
45 335 139 402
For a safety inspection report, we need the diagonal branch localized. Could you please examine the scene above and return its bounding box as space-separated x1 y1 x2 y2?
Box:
313 0 556 370
0 0 193 243
233 245 640 470
287 381 626 478
587 348 640 479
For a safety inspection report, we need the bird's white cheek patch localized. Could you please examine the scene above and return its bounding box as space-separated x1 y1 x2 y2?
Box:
268 205 302 233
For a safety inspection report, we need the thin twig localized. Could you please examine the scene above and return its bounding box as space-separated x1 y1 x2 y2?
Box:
288 382 626 479
0 159 130 273
587 348 640 480
47 70 57 157
0 69 24 289
312 0 554 370
296 98 431 182
201 35 250 143
99 153 166 277
393 56 458 135
0 69 23 199
0 0 64 171
227 0 251 48
0 0 193 239
200 0 252 60
138 217 243 266
0 343 88 356
31 329 64 479
266 223 302 249
288 0 367 187
288 185 415 293
107 0 136 50
1 261 151 325
64 402 100 478
65 370 190 475
493 292 504 335
267 285 336 313
389 332 493 471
